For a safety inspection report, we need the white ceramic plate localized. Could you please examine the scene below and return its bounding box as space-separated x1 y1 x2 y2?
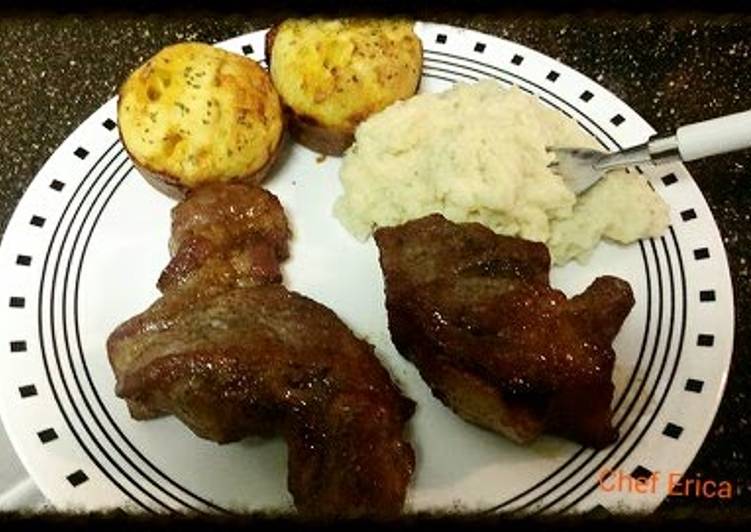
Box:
0 23 734 516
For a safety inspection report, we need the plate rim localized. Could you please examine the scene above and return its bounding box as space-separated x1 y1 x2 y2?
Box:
0 21 736 515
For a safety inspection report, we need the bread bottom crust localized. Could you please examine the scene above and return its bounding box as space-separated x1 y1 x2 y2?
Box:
126 132 286 200
287 111 354 157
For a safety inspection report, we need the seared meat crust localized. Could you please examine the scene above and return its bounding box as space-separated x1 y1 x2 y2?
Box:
375 214 634 448
107 183 415 517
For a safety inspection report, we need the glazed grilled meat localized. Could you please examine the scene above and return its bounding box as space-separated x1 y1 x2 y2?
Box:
157 182 290 294
108 286 415 517
375 214 634 449
107 184 415 517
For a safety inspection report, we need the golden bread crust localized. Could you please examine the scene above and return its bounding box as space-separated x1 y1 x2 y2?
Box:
266 18 422 155
118 42 284 194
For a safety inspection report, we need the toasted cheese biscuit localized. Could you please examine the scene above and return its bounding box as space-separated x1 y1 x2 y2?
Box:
118 42 284 198
266 18 422 155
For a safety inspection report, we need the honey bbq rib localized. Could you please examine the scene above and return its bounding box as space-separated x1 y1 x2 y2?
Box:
375 214 634 449
107 183 415 517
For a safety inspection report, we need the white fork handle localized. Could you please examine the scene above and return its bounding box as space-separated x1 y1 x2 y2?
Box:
676 109 751 162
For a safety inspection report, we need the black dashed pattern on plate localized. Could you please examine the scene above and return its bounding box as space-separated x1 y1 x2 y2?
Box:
700 290 716 302
693 248 710 260
662 423 684 439
34 142 162 512
630 465 654 483
697 334 715 347
38 428 58 444
30 215 45 227
19 384 37 398
681 209 697 221
662 173 678 186
10 340 27 352
66 470 89 487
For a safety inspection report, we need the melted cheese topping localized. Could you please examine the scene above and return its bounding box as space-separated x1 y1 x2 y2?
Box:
118 42 284 187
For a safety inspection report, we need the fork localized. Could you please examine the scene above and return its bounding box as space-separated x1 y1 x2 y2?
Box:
548 109 751 194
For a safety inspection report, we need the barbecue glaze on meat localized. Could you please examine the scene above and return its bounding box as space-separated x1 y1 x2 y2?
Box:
375 214 634 448
107 184 415 517
157 182 290 295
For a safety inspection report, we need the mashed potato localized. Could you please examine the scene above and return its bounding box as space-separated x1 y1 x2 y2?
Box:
334 80 668 264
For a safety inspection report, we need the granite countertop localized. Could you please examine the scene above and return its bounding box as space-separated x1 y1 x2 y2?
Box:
0 9 749 516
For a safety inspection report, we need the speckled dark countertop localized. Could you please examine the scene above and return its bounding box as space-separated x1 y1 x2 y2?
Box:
0 9 749 516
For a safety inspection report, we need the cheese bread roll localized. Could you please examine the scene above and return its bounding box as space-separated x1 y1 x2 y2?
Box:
266 18 422 155
118 42 284 198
